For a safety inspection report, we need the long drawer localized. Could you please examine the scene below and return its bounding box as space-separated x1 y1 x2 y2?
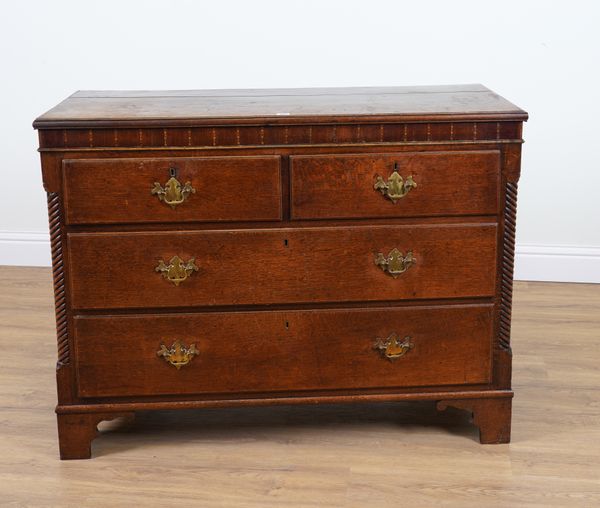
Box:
67 224 497 309
62 156 282 224
291 150 500 219
74 304 494 398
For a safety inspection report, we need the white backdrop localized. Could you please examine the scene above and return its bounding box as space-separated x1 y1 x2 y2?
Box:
1 0 599 281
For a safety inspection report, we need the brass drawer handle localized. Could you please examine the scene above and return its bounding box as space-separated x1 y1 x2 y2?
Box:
374 333 414 361
374 163 417 203
151 168 195 208
155 255 198 286
375 248 416 278
157 340 199 369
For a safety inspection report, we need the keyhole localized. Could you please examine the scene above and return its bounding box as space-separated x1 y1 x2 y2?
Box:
169 167 177 177
285 320 289 330
284 239 289 247
393 161 398 171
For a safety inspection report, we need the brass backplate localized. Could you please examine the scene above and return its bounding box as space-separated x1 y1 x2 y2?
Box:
157 340 199 369
155 256 198 286
373 333 414 361
374 248 416 278
151 173 195 208
374 170 417 203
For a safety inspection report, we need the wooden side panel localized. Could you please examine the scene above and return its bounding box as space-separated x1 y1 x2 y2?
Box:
67 224 498 310
291 151 500 219
74 304 494 397
62 156 282 224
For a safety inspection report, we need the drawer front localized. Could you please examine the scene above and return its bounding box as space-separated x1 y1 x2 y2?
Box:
290 151 500 219
68 224 497 310
74 304 493 398
62 156 282 224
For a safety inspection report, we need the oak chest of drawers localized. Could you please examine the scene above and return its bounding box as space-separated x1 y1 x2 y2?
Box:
34 85 527 459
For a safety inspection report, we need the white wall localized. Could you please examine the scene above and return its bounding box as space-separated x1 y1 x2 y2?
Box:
1 0 599 282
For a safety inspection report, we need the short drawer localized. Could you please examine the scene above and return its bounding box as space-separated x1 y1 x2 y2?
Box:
67 223 497 310
62 156 282 224
290 150 500 219
74 304 493 398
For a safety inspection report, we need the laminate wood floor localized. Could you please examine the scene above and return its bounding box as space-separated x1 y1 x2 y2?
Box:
1 266 599 507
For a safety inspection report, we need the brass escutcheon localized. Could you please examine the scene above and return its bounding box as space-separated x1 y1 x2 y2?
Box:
157 340 199 369
373 333 414 361
151 168 195 208
374 248 416 278
374 163 417 203
155 255 199 286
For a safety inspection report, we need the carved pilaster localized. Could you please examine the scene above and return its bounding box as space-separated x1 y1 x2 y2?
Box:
47 192 69 368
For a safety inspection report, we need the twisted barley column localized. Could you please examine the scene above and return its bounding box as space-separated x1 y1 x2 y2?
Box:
498 182 518 352
47 192 69 367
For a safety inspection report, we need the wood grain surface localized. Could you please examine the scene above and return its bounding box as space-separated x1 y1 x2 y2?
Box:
1 266 598 507
62 156 282 224
73 304 493 398
290 150 500 219
33 85 527 128
67 223 498 309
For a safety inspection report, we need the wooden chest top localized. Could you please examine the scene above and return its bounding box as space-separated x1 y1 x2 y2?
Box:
33 84 527 128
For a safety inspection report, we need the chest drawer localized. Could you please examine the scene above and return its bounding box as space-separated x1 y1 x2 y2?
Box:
62 156 282 224
290 150 500 219
74 304 493 398
67 223 497 310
